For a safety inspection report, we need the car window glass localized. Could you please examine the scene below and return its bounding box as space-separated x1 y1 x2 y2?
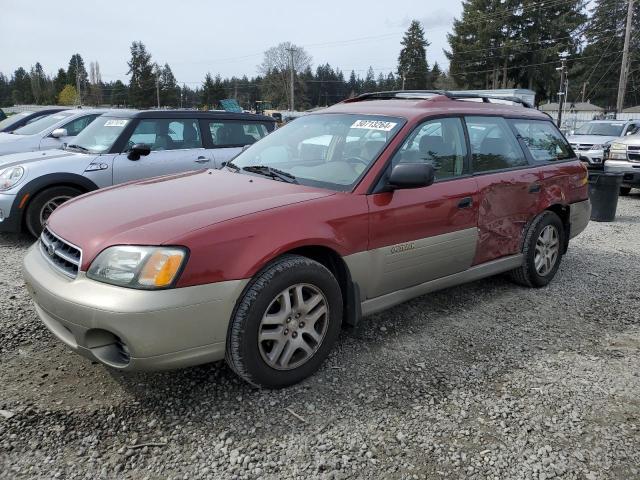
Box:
466 116 528 172
391 117 467 180
510 119 572 162
208 121 269 147
128 119 202 151
12 112 74 135
62 114 100 136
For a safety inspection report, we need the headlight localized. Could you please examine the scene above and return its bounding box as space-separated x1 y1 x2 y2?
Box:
609 142 626 150
0 166 25 191
87 246 187 289
607 142 628 160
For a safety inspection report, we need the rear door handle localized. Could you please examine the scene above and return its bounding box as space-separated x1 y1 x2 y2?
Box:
457 197 473 209
195 156 210 164
529 183 541 193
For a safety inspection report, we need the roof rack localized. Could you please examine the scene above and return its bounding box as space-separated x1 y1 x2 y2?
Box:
344 90 533 108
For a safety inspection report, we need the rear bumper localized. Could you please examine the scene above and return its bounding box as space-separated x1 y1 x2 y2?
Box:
22 244 248 371
605 160 640 187
569 199 591 239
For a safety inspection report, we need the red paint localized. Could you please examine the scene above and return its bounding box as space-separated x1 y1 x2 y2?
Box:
46 96 589 288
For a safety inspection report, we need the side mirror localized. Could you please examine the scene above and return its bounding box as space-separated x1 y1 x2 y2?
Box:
51 128 67 138
127 143 151 161
569 130 575 136
388 163 435 190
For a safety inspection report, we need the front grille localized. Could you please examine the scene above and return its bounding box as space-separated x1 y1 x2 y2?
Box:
39 227 82 278
627 145 640 151
573 144 595 151
629 153 640 162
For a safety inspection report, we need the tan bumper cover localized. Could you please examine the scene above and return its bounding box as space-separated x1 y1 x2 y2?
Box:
22 244 248 371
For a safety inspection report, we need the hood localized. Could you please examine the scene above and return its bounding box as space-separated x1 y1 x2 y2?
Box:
0 132 30 153
566 134 617 146
48 169 335 265
0 149 87 169
614 134 640 146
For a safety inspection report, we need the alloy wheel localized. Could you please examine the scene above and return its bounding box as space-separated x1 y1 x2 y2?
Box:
39 195 73 226
258 283 329 370
534 225 559 276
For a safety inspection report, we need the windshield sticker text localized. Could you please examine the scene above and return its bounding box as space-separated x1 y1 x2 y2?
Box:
104 119 128 127
351 120 397 132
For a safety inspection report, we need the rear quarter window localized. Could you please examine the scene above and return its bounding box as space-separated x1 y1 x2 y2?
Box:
509 119 573 162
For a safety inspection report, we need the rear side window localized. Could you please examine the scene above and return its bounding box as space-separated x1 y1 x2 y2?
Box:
466 116 528 173
127 119 202 151
510 119 573 162
391 117 467 181
208 121 269 147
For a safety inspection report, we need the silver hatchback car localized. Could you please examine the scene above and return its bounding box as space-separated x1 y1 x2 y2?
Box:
0 110 276 236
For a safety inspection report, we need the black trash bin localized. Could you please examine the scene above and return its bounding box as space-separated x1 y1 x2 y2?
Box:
588 171 623 222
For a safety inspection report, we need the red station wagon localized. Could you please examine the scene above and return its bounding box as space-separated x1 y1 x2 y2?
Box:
23 91 591 387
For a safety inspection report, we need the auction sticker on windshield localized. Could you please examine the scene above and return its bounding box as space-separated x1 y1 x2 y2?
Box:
104 119 128 127
351 120 397 131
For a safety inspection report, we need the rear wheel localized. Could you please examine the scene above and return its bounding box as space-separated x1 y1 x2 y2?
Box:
509 211 564 288
620 187 632 196
25 186 81 237
225 254 342 388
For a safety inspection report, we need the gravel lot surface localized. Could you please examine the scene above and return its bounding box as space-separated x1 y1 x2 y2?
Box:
1 195 639 480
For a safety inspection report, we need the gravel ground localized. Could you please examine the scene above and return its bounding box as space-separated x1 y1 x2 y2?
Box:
1 195 639 480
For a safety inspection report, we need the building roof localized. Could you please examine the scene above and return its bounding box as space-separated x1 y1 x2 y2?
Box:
622 105 640 113
539 101 604 112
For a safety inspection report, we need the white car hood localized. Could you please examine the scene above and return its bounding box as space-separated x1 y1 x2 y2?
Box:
0 149 91 169
0 132 31 144
566 134 617 146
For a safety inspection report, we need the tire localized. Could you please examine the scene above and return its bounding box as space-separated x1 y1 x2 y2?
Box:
620 187 632 196
225 254 343 388
25 186 81 237
509 211 564 288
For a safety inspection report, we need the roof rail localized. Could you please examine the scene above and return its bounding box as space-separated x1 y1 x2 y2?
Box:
344 90 533 108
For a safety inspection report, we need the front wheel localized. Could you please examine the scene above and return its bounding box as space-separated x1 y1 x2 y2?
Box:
225 255 343 388
25 186 81 237
509 211 564 288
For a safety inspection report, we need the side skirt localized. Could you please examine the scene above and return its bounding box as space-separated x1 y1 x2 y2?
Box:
360 254 524 317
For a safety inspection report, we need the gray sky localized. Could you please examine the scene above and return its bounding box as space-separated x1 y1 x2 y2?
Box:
0 0 462 84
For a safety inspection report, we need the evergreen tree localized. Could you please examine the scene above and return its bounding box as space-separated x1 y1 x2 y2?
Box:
30 62 46 104
397 20 430 89
0 73 11 107
127 41 156 108
159 63 179 106
12 67 32 104
363 67 377 92
202 73 226 108
347 70 359 97
430 62 442 89
53 68 67 98
109 80 128 106
67 54 88 96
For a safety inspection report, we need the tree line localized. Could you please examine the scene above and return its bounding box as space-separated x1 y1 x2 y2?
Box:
0 0 638 111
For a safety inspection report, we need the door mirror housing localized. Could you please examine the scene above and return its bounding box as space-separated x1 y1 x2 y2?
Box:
127 144 151 161
387 163 435 190
51 128 67 139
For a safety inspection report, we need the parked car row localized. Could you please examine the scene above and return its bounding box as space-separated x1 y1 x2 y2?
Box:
19 91 591 387
0 109 276 236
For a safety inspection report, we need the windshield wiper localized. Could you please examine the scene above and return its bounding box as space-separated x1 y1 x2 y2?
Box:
224 160 240 172
242 165 298 184
66 144 89 152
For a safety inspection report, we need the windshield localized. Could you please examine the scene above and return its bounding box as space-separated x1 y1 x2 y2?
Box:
68 116 130 154
12 112 73 135
230 114 404 190
0 112 30 130
574 122 625 136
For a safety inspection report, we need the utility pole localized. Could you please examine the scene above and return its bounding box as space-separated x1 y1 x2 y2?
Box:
617 0 635 113
401 73 406 90
156 71 161 109
556 52 569 128
286 47 295 112
75 56 82 106
581 81 588 103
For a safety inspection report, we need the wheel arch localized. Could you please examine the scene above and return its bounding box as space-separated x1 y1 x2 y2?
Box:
11 173 99 233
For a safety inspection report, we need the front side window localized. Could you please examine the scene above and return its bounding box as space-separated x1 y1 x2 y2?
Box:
62 114 100 136
391 117 467 180
12 112 74 135
127 119 202 151
230 114 404 191
510 119 573 162
466 116 528 173
208 121 270 147
67 116 130 154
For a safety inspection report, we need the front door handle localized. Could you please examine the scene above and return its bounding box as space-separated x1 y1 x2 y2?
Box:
195 156 210 164
529 183 541 193
457 197 473 209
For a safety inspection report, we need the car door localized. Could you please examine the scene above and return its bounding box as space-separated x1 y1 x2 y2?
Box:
205 120 270 168
465 115 540 265
39 114 101 150
112 118 208 184
363 117 479 300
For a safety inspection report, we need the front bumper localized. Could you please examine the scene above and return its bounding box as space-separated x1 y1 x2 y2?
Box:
605 160 640 187
0 192 20 233
575 149 605 168
22 244 248 371
569 199 591 240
